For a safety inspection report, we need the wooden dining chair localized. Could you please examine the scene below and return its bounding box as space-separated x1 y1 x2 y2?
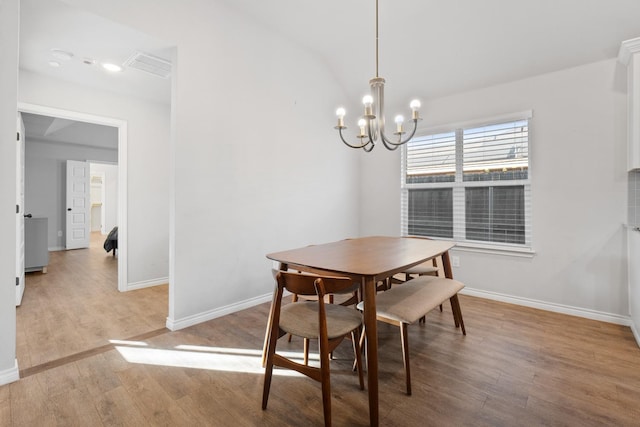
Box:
357 275 466 395
286 271 360 365
262 271 365 427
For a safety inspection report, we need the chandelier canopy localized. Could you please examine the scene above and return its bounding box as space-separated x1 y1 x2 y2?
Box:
334 0 421 152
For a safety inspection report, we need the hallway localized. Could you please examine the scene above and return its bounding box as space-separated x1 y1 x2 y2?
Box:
16 232 168 373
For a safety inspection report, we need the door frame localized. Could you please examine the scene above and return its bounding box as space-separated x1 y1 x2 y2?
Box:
18 102 129 292
16 114 25 305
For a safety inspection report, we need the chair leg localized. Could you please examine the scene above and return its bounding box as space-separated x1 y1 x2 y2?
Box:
319 347 332 427
262 287 279 367
400 322 411 396
262 320 280 409
304 338 310 365
351 330 365 390
353 326 367 372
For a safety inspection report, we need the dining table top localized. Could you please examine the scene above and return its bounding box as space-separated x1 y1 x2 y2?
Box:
266 235 456 278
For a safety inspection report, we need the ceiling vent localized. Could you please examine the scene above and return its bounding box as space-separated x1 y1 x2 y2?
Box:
124 51 172 79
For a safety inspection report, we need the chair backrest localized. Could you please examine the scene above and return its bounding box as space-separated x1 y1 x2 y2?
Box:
273 270 356 299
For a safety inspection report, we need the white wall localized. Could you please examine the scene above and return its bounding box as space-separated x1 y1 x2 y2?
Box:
24 139 117 249
61 0 360 327
19 70 170 285
361 58 630 320
90 163 118 235
0 0 20 385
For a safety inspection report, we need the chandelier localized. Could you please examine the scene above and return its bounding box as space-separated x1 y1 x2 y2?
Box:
334 0 421 152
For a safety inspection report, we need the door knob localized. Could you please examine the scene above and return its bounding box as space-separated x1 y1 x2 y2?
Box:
67 208 72 211
24 214 32 218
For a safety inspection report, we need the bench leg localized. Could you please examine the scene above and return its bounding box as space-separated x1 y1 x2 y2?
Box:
400 322 411 396
449 297 460 328
449 294 466 335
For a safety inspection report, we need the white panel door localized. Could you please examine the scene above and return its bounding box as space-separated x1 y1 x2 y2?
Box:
66 160 90 249
16 113 25 305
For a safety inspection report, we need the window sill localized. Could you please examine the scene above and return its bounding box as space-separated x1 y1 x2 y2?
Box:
451 241 536 258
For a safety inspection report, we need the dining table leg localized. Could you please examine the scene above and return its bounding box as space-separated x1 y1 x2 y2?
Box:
363 275 379 426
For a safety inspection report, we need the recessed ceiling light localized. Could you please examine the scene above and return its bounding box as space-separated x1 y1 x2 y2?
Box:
48 60 60 68
102 63 123 73
50 49 73 61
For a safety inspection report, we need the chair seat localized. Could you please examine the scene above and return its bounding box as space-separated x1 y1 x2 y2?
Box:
357 276 464 325
280 302 362 339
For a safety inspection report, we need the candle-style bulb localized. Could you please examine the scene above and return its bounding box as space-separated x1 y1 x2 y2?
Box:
336 107 346 128
410 99 421 120
358 118 367 137
395 115 404 133
363 95 374 117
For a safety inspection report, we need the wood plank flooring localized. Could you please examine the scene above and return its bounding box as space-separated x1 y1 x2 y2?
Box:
16 232 168 371
3 282 640 425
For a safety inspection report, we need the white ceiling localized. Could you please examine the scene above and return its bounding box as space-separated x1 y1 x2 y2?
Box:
21 112 118 150
18 0 640 118
19 0 172 106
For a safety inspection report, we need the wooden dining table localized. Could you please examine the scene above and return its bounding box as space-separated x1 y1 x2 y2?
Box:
265 236 456 426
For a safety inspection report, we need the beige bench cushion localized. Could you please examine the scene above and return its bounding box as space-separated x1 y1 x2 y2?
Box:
280 302 362 340
357 276 464 325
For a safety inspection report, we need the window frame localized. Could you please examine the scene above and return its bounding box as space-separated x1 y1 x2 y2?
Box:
401 111 534 255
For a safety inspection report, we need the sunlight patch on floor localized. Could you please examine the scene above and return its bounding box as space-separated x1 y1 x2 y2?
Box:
114 343 307 376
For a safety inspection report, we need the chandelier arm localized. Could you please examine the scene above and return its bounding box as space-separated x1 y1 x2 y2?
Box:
363 141 375 152
379 119 419 148
338 127 374 150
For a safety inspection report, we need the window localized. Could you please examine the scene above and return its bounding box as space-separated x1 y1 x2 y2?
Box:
401 112 532 249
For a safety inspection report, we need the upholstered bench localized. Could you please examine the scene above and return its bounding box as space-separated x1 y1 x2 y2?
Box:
357 275 466 395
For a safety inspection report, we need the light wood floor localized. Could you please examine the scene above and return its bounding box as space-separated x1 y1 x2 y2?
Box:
3 279 639 425
16 232 168 371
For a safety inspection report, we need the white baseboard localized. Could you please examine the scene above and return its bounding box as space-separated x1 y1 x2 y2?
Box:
48 246 65 252
461 288 632 326
166 292 273 331
126 277 168 291
631 321 640 348
0 359 19 386
163 286 634 339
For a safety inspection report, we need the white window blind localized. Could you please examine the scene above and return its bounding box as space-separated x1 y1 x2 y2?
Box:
406 131 456 183
401 113 532 249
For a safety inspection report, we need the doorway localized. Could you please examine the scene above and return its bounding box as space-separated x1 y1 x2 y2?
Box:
18 103 129 291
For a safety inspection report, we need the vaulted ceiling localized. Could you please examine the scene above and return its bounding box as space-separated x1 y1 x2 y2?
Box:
220 0 640 105
19 0 640 113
